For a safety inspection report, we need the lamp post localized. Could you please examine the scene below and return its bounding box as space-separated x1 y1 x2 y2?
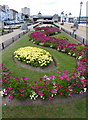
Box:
79 1 83 24
61 11 64 22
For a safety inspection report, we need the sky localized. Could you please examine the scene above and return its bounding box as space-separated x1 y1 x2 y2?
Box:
0 0 87 17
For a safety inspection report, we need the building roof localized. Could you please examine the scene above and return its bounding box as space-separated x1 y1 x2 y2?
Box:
10 9 18 13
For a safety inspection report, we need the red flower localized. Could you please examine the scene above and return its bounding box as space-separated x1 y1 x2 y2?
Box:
35 89 39 93
19 93 24 97
59 92 63 95
65 88 69 92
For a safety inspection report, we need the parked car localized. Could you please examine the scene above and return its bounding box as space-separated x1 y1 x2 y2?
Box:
4 21 14 25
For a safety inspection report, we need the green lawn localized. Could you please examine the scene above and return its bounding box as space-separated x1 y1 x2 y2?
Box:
2 33 76 81
2 97 87 118
53 31 79 44
2 30 87 119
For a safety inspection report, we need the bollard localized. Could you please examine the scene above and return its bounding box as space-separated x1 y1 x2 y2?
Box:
19 34 20 38
75 34 76 39
83 38 84 44
2 43 4 49
12 37 14 42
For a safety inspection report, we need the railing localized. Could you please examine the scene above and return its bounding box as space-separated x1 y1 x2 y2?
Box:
60 27 86 44
0 23 42 51
1 30 30 51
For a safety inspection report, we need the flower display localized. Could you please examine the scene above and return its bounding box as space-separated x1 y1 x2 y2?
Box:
1 26 88 101
14 47 53 67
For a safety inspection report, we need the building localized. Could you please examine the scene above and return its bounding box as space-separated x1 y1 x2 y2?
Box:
9 9 18 21
33 12 61 22
21 7 30 18
0 5 10 21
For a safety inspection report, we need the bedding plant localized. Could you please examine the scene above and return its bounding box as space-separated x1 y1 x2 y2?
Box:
0 26 88 101
14 46 53 68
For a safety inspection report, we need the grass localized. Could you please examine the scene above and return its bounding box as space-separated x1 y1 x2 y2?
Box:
53 31 79 44
2 30 87 119
2 97 87 118
2 33 76 81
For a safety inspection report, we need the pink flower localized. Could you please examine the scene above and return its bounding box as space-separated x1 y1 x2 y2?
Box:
39 91 44 96
39 78 43 81
49 96 53 100
63 74 68 78
70 91 72 96
30 85 35 89
8 95 13 99
58 76 64 80
51 89 55 93
19 89 24 92
66 77 70 81
0 64 4 67
7 87 12 90
24 81 28 84
43 75 48 79
22 77 29 80
14 77 20 80
57 84 63 88
56 70 61 73
63 70 68 74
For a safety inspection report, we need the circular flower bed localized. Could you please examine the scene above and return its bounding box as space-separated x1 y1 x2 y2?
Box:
14 47 53 68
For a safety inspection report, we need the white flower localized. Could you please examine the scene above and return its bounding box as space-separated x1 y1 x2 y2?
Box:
84 88 87 92
4 103 7 106
0 91 4 96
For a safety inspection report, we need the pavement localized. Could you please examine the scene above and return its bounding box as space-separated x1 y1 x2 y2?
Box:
0 24 34 44
56 22 86 40
0 22 87 45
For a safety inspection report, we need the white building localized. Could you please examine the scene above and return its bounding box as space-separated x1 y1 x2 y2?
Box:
21 7 30 18
0 5 10 21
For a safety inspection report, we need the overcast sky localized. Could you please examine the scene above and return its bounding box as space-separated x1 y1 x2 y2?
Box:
0 0 87 17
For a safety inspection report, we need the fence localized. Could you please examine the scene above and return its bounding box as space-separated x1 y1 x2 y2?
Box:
1 30 30 51
60 27 86 44
0 23 42 51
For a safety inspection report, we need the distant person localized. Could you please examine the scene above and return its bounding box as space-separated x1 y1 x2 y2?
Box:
72 18 78 34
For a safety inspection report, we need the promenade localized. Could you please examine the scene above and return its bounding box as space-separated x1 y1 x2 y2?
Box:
57 22 86 39
0 22 87 46
0 25 34 44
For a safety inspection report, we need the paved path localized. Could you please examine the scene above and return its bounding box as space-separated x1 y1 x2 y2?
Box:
0 24 34 44
0 22 87 45
56 22 86 39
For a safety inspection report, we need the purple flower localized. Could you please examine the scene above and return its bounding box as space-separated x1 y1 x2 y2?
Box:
51 89 55 93
43 75 48 79
22 77 29 80
24 81 28 84
7 87 12 90
8 95 13 99
56 70 61 73
58 76 64 80
39 91 44 96
19 89 24 92
49 96 53 100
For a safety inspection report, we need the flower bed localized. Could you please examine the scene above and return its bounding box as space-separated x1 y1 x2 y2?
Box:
1 26 88 101
14 47 53 68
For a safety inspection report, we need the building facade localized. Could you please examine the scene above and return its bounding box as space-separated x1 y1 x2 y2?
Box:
21 7 30 18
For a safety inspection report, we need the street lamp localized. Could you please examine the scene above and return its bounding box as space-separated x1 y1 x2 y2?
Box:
79 1 83 24
61 11 64 22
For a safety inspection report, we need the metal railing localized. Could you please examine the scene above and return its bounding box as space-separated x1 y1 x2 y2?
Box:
1 30 30 51
60 27 86 44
